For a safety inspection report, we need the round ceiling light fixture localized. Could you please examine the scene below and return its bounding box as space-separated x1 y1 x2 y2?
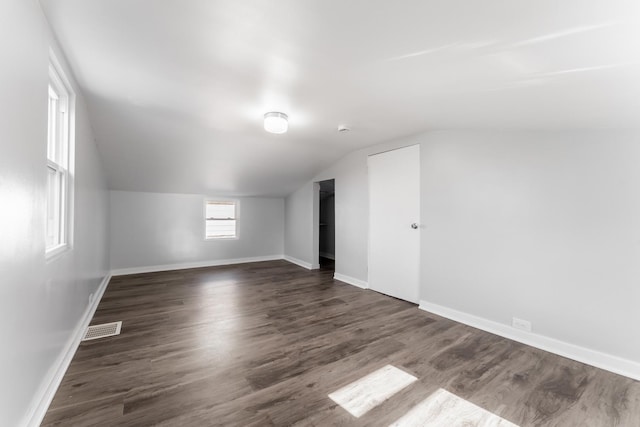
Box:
264 112 288 134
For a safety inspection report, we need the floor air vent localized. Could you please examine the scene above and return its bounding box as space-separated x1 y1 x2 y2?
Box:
82 321 122 341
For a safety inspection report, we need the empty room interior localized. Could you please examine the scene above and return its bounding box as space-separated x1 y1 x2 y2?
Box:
3 0 640 426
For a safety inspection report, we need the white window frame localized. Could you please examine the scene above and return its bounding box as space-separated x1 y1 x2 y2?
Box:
204 199 239 240
46 53 75 259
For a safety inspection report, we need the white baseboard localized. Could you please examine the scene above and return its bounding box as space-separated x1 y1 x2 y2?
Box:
111 255 284 276
334 273 369 289
284 255 314 270
319 252 335 260
25 273 111 427
419 300 640 382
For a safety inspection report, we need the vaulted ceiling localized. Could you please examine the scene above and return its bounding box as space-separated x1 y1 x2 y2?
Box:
41 0 640 197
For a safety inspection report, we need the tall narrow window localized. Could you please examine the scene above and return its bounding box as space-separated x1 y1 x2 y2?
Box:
205 201 237 239
46 60 72 256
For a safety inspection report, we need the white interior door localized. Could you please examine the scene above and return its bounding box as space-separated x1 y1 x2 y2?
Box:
368 144 420 303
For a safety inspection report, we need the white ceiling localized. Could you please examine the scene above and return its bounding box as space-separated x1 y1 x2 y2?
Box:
41 0 640 197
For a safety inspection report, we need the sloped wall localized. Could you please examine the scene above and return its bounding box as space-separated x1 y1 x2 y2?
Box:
0 1 110 425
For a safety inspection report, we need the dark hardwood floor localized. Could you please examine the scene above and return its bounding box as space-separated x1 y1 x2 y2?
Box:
43 260 640 426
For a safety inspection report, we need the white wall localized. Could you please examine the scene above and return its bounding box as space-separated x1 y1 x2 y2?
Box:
0 1 110 425
286 139 404 279
421 131 640 365
110 191 284 271
284 129 640 372
284 183 315 266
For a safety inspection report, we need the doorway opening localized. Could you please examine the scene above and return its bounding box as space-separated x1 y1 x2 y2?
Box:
318 179 335 271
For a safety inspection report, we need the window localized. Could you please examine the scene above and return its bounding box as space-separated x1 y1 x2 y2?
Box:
46 58 73 256
205 201 237 239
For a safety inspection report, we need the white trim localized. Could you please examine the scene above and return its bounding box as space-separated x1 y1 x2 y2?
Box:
45 242 69 261
111 255 284 276
319 252 335 260
334 273 369 289
284 255 314 270
25 273 111 427
418 300 640 382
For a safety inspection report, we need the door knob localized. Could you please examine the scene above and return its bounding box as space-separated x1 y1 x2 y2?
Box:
411 223 419 229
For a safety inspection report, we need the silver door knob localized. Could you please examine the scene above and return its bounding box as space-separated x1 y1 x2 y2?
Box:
411 223 419 229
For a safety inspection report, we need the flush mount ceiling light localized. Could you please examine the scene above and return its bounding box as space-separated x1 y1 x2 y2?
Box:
264 112 288 134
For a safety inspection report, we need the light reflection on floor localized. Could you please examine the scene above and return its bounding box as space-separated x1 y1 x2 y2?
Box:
390 388 519 427
197 279 240 353
328 365 417 417
329 365 519 426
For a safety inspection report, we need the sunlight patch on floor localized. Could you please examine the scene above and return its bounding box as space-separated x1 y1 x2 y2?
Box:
390 388 519 427
328 365 417 418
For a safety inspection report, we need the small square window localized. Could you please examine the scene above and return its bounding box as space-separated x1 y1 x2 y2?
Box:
205 201 237 239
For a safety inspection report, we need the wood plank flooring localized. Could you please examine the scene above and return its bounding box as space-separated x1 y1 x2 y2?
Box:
42 260 640 426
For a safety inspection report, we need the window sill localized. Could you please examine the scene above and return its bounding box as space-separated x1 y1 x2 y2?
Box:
205 236 239 241
46 243 69 261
